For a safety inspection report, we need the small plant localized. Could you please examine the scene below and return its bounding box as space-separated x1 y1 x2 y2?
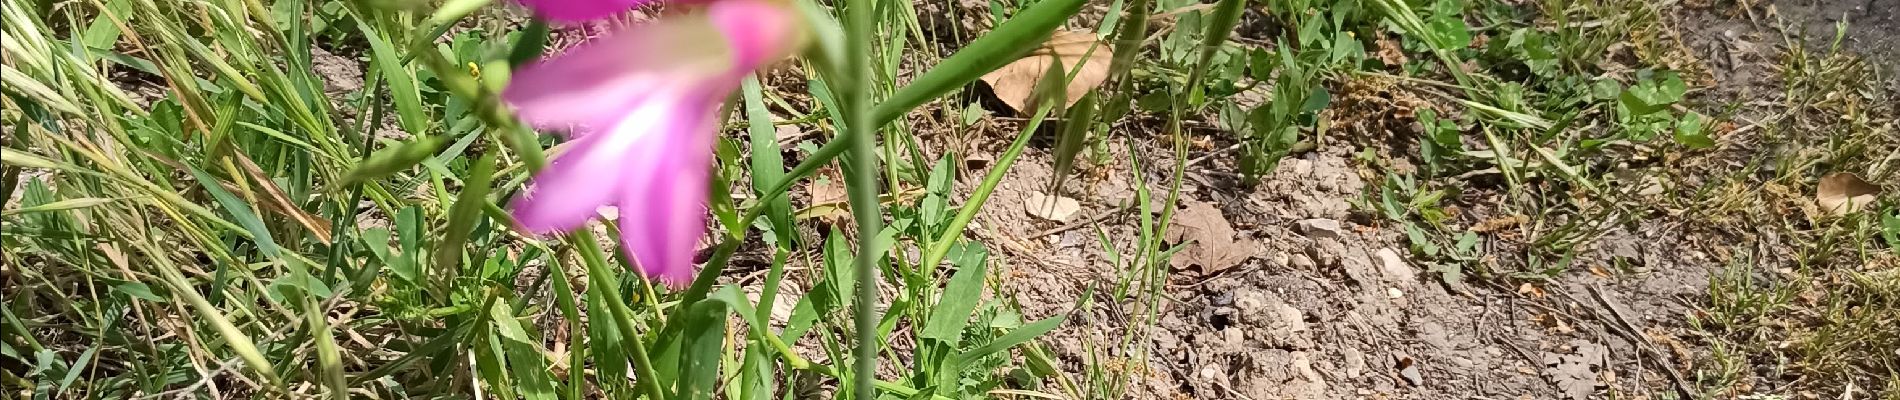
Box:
1239 43 1332 183
1599 70 1712 149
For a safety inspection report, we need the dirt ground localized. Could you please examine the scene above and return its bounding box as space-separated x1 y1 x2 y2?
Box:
947 1 1899 399
978 146 1711 399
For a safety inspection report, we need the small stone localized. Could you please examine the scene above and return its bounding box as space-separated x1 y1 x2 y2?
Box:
1343 348 1367 378
1395 354 1423 386
1234 290 1269 317
1387 288 1404 298
1399 363 1424 386
1289 158 1314 175
1025 192 1082 222
1307 238 1342 266
1291 351 1324 383
1375 248 1418 286
1198 365 1227 385
1276 303 1308 333
1222 327 1244 344
1290 253 1317 269
1450 356 1475 369
1295 218 1343 238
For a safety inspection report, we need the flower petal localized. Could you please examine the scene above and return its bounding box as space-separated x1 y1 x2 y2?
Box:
706 0 807 70
503 0 811 285
604 88 724 286
516 0 654 22
510 90 668 233
502 13 735 131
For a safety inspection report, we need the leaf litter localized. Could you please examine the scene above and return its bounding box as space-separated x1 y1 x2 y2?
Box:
978 30 1113 114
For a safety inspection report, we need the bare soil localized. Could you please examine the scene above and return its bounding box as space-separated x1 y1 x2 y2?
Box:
970 140 1719 399
947 1 1899 399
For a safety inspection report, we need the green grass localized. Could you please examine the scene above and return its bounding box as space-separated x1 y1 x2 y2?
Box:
1 0 1177 398
5 0 1897 398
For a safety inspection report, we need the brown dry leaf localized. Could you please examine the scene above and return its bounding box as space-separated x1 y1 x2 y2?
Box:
1471 214 1528 233
797 168 849 221
232 152 333 244
1373 35 1409 67
1517 283 1546 298
1588 265 1612 278
1165 200 1260 273
137 148 332 243
1025 192 1081 222
1816 172 1881 215
979 30 1113 114
797 174 926 222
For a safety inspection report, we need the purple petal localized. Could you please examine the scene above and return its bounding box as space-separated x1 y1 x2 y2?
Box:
604 88 724 286
516 0 654 22
508 122 635 233
503 0 808 285
503 0 805 131
706 0 807 70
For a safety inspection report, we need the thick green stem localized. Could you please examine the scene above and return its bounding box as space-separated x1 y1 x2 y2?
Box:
842 0 883 398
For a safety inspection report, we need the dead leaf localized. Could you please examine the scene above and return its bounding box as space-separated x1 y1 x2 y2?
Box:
797 174 925 222
1543 341 1607 400
1588 265 1612 278
232 152 333 244
1517 283 1546 298
798 168 849 221
1373 34 1409 67
1471 214 1527 233
806 167 847 204
1166 200 1260 273
1025 192 1081 222
138 148 333 243
1816 172 1881 215
979 30 1113 114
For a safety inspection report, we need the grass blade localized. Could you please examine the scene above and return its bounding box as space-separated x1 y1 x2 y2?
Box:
352 17 427 135
430 151 496 288
183 164 279 259
3 197 134 216
743 75 796 248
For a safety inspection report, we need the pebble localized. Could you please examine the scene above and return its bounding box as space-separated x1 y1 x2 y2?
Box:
1343 348 1367 378
1290 253 1317 269
1295 218 1343 238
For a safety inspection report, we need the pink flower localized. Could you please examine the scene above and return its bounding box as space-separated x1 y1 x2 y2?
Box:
504 0 804 285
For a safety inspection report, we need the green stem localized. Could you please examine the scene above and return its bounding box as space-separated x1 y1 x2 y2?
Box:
842 0 882 398
573 232 669 400
1185 0 1246 108
921 106 1053 271
410 46 669 399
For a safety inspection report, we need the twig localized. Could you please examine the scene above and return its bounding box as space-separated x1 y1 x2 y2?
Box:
1185 142 1244 167
1587 286 1694 399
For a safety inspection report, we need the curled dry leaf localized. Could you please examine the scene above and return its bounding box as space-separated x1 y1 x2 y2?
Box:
1816 172 1881 216
978 30 1113 114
